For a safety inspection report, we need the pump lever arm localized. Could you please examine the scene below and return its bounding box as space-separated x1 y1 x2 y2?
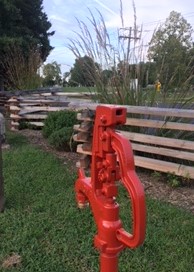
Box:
109 129 146 249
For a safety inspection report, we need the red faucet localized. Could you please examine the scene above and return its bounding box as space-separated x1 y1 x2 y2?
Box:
75 105 146 272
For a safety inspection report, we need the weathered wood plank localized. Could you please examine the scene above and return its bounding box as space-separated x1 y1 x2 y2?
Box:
32 92 65 97
132 143 194 161
19 106 69 111
76 113 94 121
76 144 194 178
125 105 194 119
76 154 91 169
24 114 47 120
77 142 194 162
11 120 44 127
8 92 194 118
77 144 91 154
120 131 194 151
28 121 44 127
68 102 194 118
11 121 19 126
31 92 92 97
9 106 21 111
134 156 194 179
73 123 93 132
20 109 47 115
73 134 91 143
19 100 69 106
10 114 21 119
125 118 194 131
11 113 47 120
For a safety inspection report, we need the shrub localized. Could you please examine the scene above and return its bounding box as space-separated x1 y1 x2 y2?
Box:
43 111 77 138
42 110 78 151
48 127 76 151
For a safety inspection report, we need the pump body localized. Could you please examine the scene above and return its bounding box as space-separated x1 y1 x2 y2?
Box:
75 105 146 272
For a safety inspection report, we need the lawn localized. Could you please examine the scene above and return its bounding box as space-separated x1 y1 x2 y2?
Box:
0 132 194 271
63 86 194 104
63 86 96 93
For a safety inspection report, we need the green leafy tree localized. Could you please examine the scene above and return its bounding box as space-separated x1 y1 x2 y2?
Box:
101 69 113 86
42 61 62 86
63 71 70 87
0 0 54 89
137 62 157 88
69 56 99 87
147 11 194 92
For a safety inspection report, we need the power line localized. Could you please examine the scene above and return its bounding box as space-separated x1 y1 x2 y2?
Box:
142 11 194 26
119 27 141 62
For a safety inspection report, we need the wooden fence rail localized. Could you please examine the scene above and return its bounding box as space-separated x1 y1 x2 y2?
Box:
8 92 93 130
8 95 194 179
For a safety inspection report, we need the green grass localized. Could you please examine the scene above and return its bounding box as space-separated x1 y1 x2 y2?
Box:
1 133 194 271
63 86 96 93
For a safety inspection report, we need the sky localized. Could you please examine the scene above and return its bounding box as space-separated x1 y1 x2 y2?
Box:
43 0 194 74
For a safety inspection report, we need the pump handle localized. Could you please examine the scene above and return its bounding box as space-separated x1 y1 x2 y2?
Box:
110 129 146 248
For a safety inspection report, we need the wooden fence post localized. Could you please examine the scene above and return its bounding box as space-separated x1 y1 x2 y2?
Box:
8 97 20 131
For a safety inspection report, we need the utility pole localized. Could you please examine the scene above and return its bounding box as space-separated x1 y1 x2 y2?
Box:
119 27 140 63
118 27 140 83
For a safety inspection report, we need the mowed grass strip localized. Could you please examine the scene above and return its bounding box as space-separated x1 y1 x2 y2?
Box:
0 132 194 272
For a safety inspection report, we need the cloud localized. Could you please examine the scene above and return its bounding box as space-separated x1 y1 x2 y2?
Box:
93 0 118 16
43 0 194 72
45 47 75 73
49 15 69 24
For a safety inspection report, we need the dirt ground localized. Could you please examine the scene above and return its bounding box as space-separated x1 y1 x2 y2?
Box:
15 129 194 214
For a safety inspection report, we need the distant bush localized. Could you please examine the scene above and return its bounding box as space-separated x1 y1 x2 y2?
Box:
48 127 76 151
43 110 78 151
43 110 77 138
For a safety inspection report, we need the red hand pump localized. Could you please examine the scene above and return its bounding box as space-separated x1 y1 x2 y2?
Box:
75 105 146 272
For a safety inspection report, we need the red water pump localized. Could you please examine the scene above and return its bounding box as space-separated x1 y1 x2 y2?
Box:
75 105 146 272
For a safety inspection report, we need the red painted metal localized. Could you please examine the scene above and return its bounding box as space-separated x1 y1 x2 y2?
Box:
75 105 146 272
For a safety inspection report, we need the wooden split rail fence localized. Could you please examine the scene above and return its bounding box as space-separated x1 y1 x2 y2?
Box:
8 96 194 179
8 92 93 130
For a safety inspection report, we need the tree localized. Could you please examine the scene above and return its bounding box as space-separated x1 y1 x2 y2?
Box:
147 11 194 91
101 69 113 86
69 56 99 87
62 72 70 87
0 0 54 89
137 62 157 88
1 45 42 90
42 61 62 87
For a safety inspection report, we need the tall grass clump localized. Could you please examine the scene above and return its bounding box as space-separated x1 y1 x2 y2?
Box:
68 1 158 106
67 2 194 109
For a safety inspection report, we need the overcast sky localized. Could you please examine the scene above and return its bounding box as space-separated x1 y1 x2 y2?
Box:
43 0 194 73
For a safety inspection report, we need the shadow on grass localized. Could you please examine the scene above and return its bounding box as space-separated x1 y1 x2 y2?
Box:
6 132 28 148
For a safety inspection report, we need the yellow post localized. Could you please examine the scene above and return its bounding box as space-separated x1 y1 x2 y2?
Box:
155 81 161 92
